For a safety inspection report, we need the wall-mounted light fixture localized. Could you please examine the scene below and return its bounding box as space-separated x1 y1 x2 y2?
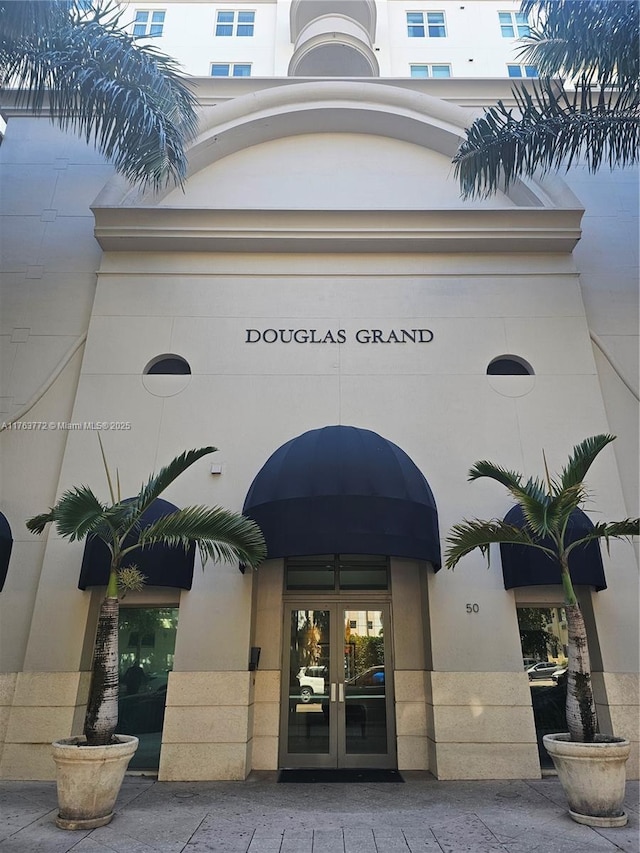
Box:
249 647 261 671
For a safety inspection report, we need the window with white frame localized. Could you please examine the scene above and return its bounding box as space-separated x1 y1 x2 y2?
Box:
211 63 252 77
133 10 165 37
215 10 255 36
499 11 530 38
410 64 451 78
406 11 447 38
507 64 538 77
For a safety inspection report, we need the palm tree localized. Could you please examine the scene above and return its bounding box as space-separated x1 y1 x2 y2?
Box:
445 434 639 743
0 0 198 191
27 444 266 746
453 0 639 198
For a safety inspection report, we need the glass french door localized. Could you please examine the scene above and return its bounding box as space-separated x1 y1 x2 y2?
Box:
279 602 395 768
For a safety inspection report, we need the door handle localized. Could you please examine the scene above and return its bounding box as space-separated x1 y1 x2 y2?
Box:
330 682 336 702
338 682 344 703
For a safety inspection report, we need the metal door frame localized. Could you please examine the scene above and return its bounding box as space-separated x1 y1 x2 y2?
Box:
279 598 396 769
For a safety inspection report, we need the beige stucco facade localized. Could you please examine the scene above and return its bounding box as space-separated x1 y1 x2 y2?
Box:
0 75 638 782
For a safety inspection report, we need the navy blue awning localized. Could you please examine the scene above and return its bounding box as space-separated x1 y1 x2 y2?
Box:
243 425 441 566
500 506 606 591
0 512 12 592
78 498 195 590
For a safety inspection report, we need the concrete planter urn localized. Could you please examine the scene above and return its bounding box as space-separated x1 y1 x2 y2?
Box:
543 733 631 827
51 735 139 830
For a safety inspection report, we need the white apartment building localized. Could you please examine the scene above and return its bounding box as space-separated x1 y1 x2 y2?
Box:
125 0 539 80
0 1 637 783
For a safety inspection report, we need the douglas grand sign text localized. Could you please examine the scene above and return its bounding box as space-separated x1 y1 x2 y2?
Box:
245 328 434 344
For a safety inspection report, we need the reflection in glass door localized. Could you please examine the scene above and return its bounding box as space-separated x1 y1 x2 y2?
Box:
343 609 388 758
116 607 178 770
280 604 395 769
285 609 333 763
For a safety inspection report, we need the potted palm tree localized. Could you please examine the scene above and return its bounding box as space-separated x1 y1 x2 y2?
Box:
445 434 639 827
27 443 266 830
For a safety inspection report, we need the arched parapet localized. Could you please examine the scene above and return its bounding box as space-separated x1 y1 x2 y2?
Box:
289 32 379 78
290 0 376 43
95 80 583 212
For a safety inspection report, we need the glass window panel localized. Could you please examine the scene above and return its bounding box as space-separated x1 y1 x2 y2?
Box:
151 11 165 22
517 606 568 769
427 12 446 37
233 64 251 77
217 11 234 22
407 12 424 37
339 555 388 590
525 65 539 77
117 607 178 770
499 11 514 37
410 65 429 78
216 24 232 35
287 610 331 754
149 23 163 35
432 64 451 77
238 11 255 22
516 12 530 36
286 556 335 590
237 24 254 36
508 64 523 77
344 609 387 754
211 64 230 76
286 568 335 589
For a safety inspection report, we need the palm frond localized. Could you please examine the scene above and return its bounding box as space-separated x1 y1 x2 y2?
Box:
469 461 553 533
564 518 640 556
468 460 523 489
133 505 267 569
541 483 588 539
130 447 218 518
0 1 199 191
454 80 640 198
445 519 553 570
26 486 108 541
25 511 56 536
0 1 67 43
558 434 616 492
519 1 639 87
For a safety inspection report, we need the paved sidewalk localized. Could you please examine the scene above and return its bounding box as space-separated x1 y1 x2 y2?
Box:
0 772 638 853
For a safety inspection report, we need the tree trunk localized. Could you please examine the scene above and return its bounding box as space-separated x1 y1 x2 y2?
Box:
84 595 119 746
564 601 598 743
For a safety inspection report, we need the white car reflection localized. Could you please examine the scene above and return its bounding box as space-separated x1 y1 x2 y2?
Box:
296 666 327 702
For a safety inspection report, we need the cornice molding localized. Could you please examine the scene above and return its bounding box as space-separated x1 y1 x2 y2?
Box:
92 207 583 254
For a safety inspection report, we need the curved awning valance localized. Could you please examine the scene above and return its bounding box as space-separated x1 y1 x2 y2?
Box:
500 506 606 591
243 425 441 566
78 498 195 590
0 512 13 592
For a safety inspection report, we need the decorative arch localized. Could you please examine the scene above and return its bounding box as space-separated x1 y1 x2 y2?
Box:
95 81 582 211
288 35 379 78
290 0 376 42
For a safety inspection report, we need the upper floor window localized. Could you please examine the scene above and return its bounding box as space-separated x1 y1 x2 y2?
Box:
410 63 451 78
499 11 530 38
215 10 255 37
211 63 252 77
407 11 447 38
133 10 165 37
508 64 538 78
